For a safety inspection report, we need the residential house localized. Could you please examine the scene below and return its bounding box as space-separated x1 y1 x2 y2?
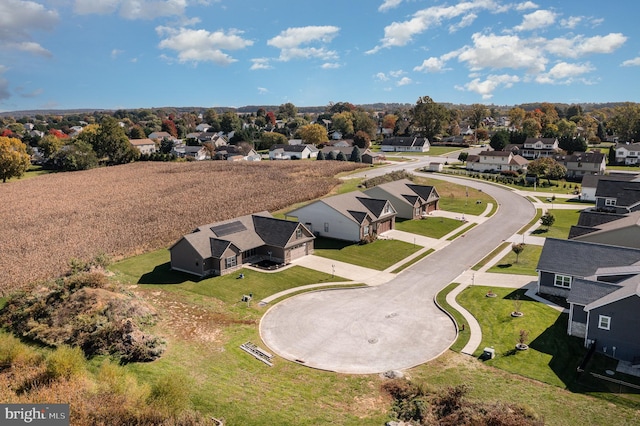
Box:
536 238 640 362
286 191 397 242
569 211 640 249
129 138 157 155
518 137 561 160
362 150 386 165
330 131 343 140
195 123 211 132
465 150 528 173
269 144 318 160
580 174 639 202
380 137 430 153
614 142 640 165
170 211 314 277
428 162 444 172
363 178 440 219
216 144 261 161
594 179 640 213
553 152 606 179
148 131 175 141
184 145 209 161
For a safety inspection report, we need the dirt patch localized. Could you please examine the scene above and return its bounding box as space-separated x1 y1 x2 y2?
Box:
138 289 255 347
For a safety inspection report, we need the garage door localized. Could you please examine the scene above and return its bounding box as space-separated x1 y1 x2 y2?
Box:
289 243 307 260
377 220 392 234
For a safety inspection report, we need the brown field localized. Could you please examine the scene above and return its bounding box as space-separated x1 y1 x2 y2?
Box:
1 161 365 293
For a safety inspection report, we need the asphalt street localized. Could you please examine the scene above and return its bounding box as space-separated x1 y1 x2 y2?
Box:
260 169 536 374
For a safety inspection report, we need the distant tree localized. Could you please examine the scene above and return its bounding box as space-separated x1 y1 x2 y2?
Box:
608 146 617 165
352 110 377 138
458 151 469 163
508 107 526 129
336 151 347 161
85 117 138 165
382 114 398 130
511 243 525 264
558 136 587 154
476 128 489 141
528 157 566 184
522 117 542 137
353 130 371 149
490 130 509 151
540 212 555 229
349 146 362 163
161 120 178 138
129 126 146 139
412 96 448 140
328 102 355 114
299 123 328 145
53 140 98 171
610 103 640 142
159 138 174 154
265 111 277 126
277 102 298 120
203 109 219 127
220 112 242 134
468 103 488 141
331 111 354 136
0 137 30 182
316 151 325 161
38 134 64 160
325 150 336 160
259 132 288 150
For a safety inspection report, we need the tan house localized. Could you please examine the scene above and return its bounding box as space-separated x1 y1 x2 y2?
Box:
466 150 528 173
553 152 606 179
169 212 314 277
129 138 157 155
363 178 440 219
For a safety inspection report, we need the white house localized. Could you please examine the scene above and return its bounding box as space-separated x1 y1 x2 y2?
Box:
129 138 157 155
466 150 528 173
615 142 640 165
269 144 318 160
380 137 429 152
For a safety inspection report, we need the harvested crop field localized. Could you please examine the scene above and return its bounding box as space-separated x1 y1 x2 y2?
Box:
1 161 365 293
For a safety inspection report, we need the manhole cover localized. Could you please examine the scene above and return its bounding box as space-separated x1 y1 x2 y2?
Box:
385 312 398 318
368 338 378 344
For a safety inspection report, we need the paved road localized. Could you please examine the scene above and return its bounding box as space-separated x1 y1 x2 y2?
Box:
260 173 535 374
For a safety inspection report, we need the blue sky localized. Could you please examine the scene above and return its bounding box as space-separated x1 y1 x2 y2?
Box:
1 0 639 112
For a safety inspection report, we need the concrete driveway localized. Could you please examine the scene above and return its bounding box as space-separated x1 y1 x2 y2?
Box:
260 174 535 374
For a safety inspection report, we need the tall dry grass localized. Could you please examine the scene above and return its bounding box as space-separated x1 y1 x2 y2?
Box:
1 161 364 293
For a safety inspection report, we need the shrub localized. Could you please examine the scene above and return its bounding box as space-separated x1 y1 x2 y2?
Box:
149 373 192 416
45 345 86 381
0 332 41 368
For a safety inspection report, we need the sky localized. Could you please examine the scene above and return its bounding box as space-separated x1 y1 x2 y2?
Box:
1 0 639 112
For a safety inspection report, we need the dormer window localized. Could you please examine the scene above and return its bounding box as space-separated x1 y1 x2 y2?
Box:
296 228 303 239
604 198 617 206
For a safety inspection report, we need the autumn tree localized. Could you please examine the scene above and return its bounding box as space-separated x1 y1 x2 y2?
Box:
258 132 288 150
412 96 448 141
522 117 542 138
353 130 371 149
220 111 242 134
511 243 525 264
527 157 567 184
82 117 138 165
161 119 178 138
298 123 328 145
129 126 146 139
468 104 488 142
53 140 98 171
382 114 398 131
508 107 526 129
352 110 377 139
277 102 298 120
38 134 65 160
331 111 354 136
0 137 30 182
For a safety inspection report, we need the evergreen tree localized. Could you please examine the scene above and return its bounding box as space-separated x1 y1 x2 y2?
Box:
349 146 362 163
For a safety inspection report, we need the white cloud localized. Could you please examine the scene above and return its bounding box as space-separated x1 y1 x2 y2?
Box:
513 9 556 32
374 72 389 81
458 74 520 99
257 87 269 94
449 13 477 33
457 33 547 73
379 0 403 12
560 16 582 29
535 61 593 84
321 62 341 69
250 58 272 70
389 70 405 78
515 1 538 10
397 77 412 86
0 0 58 56
414 57 447 73
622 57 640 67
367 0 498 53
546 33 627 58
111 49 124 59
268 26 340 62
15 86 43 98
156 27 253 65
74 0 188 20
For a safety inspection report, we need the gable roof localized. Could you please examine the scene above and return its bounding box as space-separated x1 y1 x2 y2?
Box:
537 238 640 278
173 211 313 260
572 211 640 240
364 178 439 207
382 137 429 147
595 180 640 207
295 191 395 225
585 274 640 311
129 138 156 146
553 151 606 165
567 278 621 306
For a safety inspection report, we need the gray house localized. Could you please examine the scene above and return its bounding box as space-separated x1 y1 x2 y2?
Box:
170 212 314 277
536 238 640 362
594 179 640 213
363 178 440 219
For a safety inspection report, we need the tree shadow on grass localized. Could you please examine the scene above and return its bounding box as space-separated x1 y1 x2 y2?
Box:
137 262 200 285
531 229 549 235
496 263 513 269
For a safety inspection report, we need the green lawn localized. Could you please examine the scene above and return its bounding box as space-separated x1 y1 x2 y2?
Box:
313 237 421 270
110 249 349 304
395 216 465 239
391 249 434 273
531 208 583 239
435 283 469 352
486 244 543 276
383 146 462 156
6 164 54 182
472 242 511 271
413 176 495 215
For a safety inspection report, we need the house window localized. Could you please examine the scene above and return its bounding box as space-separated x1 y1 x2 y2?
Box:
363 225 370 235
605 198 616 206
296 228 303 239
324 222 329 232
225 256 237 269
554 274 572 288
598 315 611 330
383 204 394 215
